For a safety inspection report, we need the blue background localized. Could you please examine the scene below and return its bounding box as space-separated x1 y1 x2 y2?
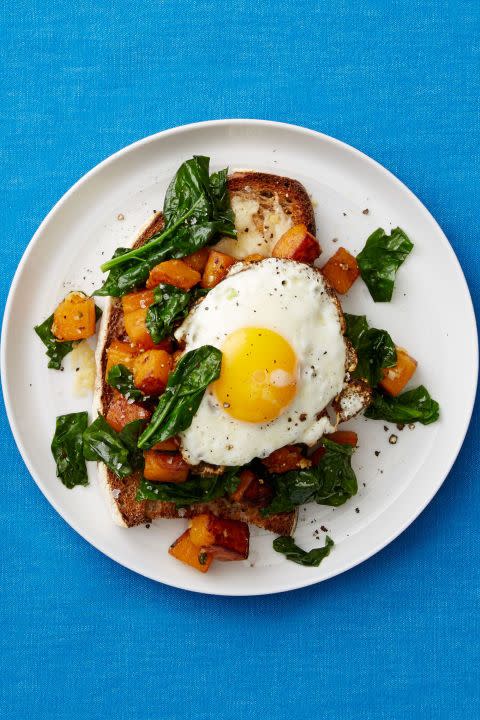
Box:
1 1 479 718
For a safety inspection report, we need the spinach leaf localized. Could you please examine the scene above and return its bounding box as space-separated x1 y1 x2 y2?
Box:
263 439 358 515
95 157 236 297
35 314 75 370
344 313 397 387
145 284 191 344
138 345 222 449
83 415 146 478
365 385 440 425
273 535 334 567
35 302 102 369
51 412 89 488
356 227 413 302
107 364 146 402
136 466 240 506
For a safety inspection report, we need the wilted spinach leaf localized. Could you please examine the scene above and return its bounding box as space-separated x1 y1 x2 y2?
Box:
273 535 334 567
263 439 358 516
95 157 236 297
138 345 222 449
145 284 191 344
83 415 146 478
344 313 397 387
136 466 240 506
365 385 440 425
107 364 146 402
356 227 413 302
35 315 75 370
51 412 89 488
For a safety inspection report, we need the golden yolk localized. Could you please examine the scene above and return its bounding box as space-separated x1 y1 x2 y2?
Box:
213 327 297 423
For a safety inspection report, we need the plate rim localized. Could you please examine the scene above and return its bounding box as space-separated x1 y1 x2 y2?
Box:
2 118 478 596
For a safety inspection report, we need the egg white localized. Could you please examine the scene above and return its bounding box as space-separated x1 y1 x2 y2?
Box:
175 258 347 466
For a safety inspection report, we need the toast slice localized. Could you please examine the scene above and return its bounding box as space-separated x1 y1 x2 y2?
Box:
94 171 316 534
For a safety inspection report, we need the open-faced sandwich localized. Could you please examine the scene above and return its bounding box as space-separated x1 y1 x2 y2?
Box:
37 156 440 573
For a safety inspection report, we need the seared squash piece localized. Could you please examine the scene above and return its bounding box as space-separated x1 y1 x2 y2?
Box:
105 390 151 432
272 224 320 264
189 512 249 561
169 530 213 573
321 247 360 294
121 289 155 315
379 347 417 396
183 247 210 273
132 349 172 395
201 251 236 288
105 340 137 376
143 451 190 483
146 259 201 291
52 292 96 341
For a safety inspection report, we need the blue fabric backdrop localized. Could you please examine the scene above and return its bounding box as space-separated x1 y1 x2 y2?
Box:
1 1 479 718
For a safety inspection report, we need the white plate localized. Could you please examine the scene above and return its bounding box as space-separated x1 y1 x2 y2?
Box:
2 120 477 595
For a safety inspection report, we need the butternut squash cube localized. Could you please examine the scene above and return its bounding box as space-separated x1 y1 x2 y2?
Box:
105 340 137 376
183 247 210 273
105 390 151 432
272 224 321 264
132 349 172 395
143 451 190 483
146 259 201 291
169 530 213 573
52 292 96 341
121 289 155 315
379 347 417 396
321 247 360 294
201 251 236 288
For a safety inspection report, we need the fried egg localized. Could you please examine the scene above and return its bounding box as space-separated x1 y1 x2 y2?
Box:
175 258 347 466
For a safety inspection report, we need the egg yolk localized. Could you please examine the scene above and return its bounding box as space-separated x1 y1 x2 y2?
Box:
213 327 297 423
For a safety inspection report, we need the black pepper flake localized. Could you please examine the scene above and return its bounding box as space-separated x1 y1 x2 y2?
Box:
384 425 388 432
145 524 150 529
343 212 347 217
299 413 307 421
332 237 338 243
396 423 405 431
374 450 380 457
355 507 360 513
362 208 369 215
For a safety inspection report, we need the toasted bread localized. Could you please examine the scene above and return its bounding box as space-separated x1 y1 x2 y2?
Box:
94 172 318 534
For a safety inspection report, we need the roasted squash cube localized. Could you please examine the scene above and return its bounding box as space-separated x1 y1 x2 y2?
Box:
321 247 360 294
146 259 201 291
242 253 265 263
52 292 96 341
379 347 417 397
151 437 179 451
189 514 216 547
272 224 321 264
105 340 138 375
201 250 236 288
183 247 210 273
262 445 310 474
123 307 156 349
324 430 358 446
190 513 249 561
133 349 172 395
230 469 257 502
143 451 190 483
121 289 155 315
105 390 151 432
169 530 213 573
